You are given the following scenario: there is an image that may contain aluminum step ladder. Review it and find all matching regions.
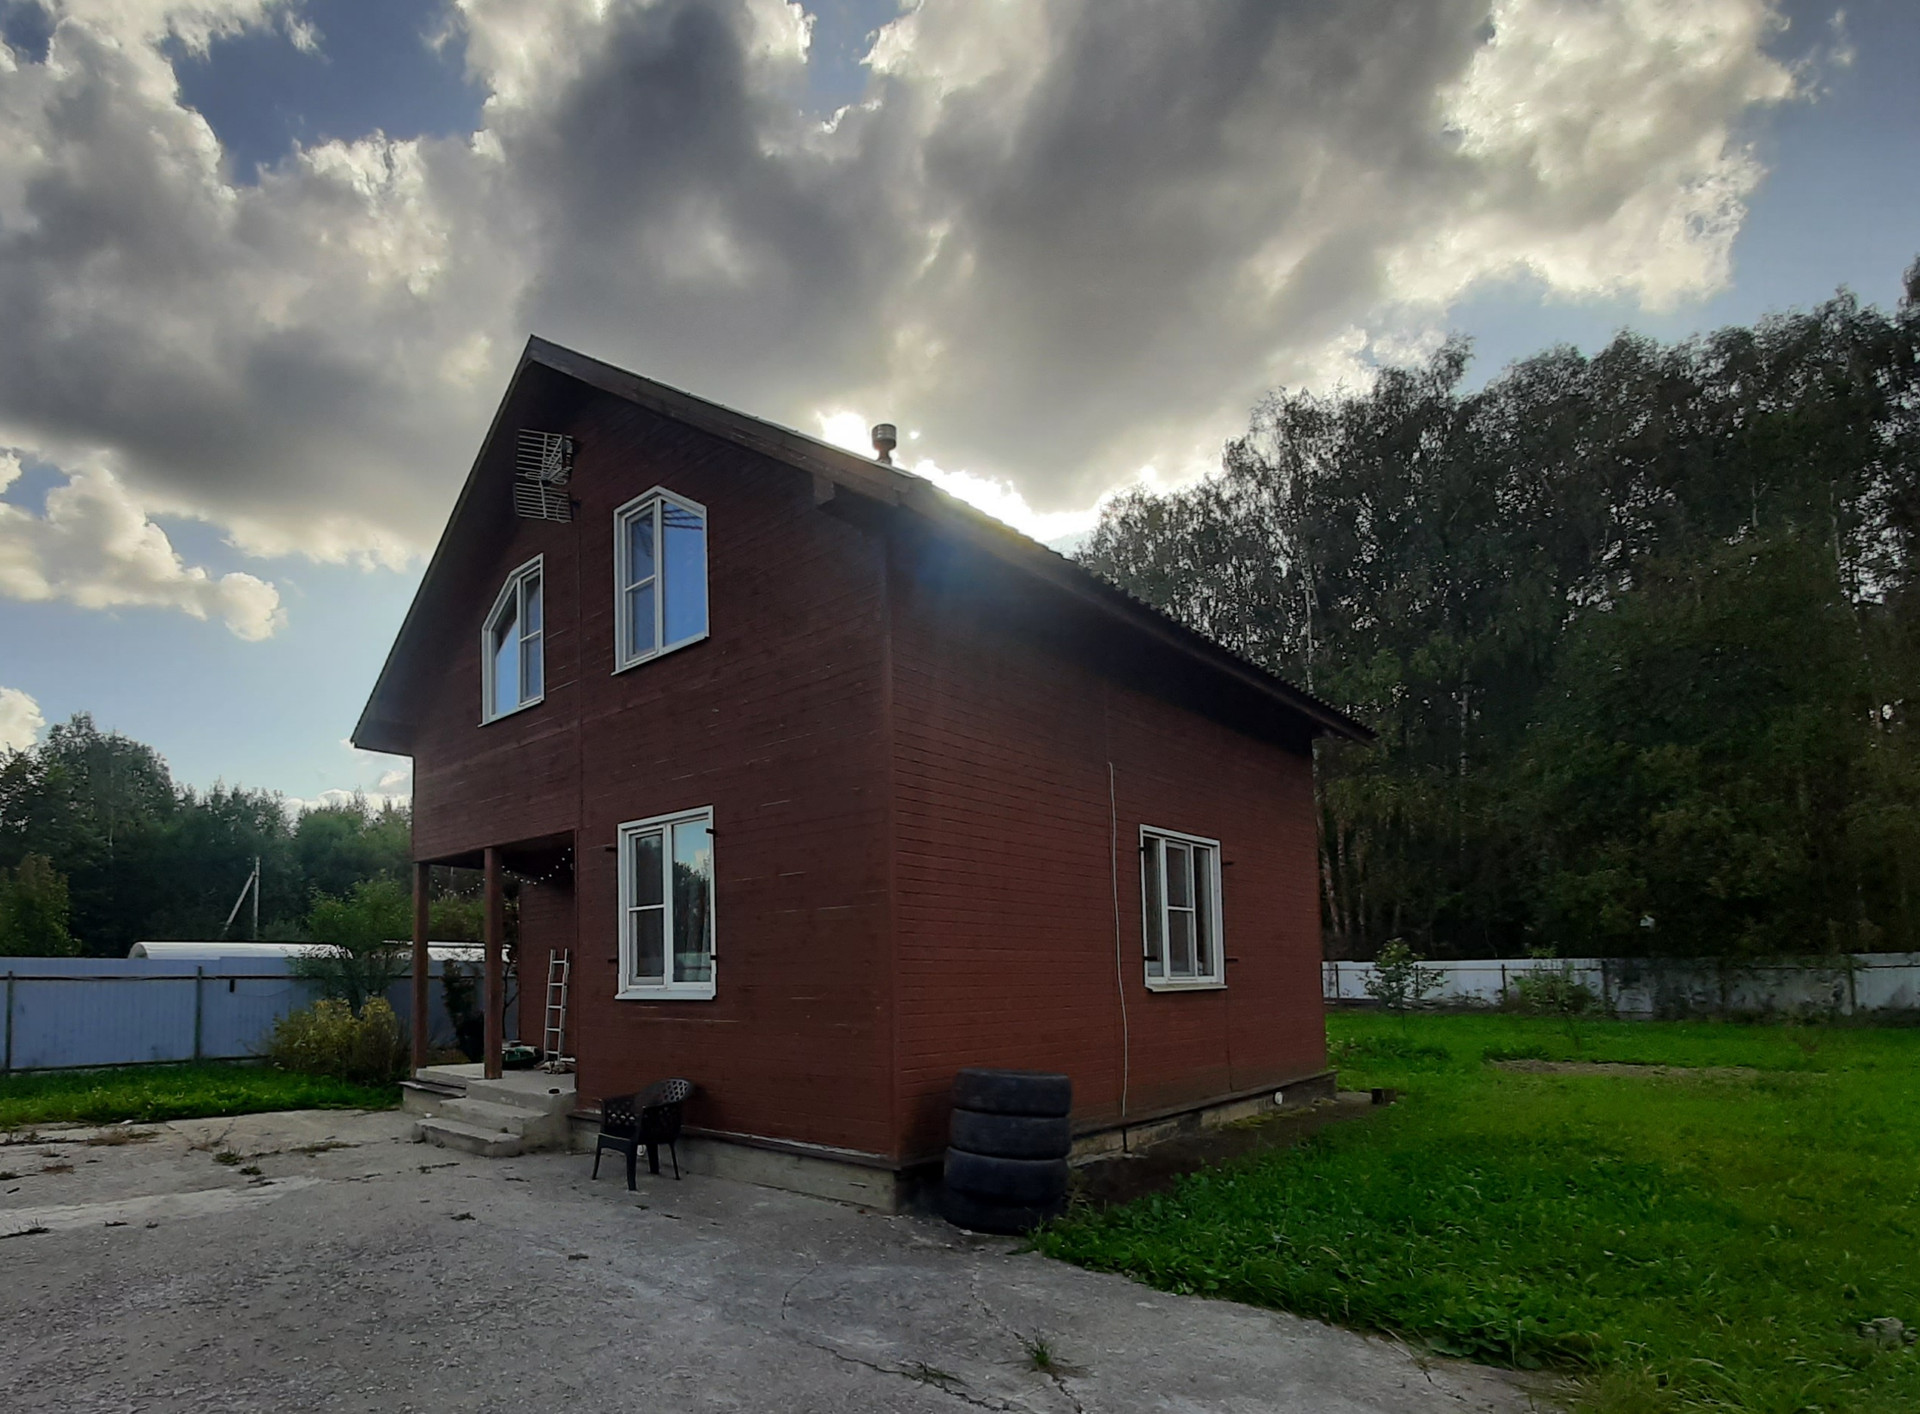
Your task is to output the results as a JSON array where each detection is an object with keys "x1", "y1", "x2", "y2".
[{"x1": 541, "y1": 950, "x2": 574, "y2": 1071}]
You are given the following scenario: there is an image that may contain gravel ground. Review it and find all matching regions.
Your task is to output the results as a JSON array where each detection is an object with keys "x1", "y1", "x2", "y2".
[{"x1": 0, "y1": 1109, "x2": 1548, "y2": 1413}]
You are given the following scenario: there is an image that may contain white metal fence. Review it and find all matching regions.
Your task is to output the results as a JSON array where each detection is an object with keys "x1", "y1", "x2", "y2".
[
  {"x1": 0, "y1": 956, "x2": 486, "y2": 1073},
  {"x1": 1323, "y1": 952, "x2": 1920, "y2": 1018}
]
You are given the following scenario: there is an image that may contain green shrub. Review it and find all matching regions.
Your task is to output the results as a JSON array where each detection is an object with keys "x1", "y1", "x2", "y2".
[
  {"x1": 264, "y1": 998, "x2": 406, "y2": 1086},
  {"x1": 293, "y1": 879, "x2": 409, "y2": 1013},
  {"x1": 1510, "y1": 951, "x2": 1600, "y2": 1042},
  {"x1": 440, "y1": 958, "x2": 483, "y2": 1060},
  {"x1": 1365, "y1": 940, "x2": 1445, "y2": 1015}
]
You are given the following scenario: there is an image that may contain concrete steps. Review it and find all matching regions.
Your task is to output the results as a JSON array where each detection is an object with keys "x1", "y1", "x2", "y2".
[
  {"x1": 414, "y1": 1116, "x2": 526, "y2": 1158},
  {"x1": 404, "y1": 1064, "x2": 576, "y2": 1159}
]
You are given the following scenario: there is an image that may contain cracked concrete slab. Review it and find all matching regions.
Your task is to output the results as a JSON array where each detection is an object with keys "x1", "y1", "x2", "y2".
[{"x1": 0, "y1": 1107, "x2": 1551, "y2": 1413}]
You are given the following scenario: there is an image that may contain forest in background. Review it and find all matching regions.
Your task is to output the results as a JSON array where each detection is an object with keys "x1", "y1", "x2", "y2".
[
  {"x1": 1083, "y1": 267, "x2": 1920, "y2": 961},
  {"x1": 8, "y1": 273, "x2": 1919, "y2": 965},
  {"x1": 0, "y1": 713, "x2": 478, "y2": 957}
]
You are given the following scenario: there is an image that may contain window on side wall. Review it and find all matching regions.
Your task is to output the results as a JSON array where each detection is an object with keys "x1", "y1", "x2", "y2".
[
  {"x1": 482, "y1": 556, "x2": 544, "y2": 723},
  {"x1": 617, "y1": 807, "x2": 716, "y2": 1000},
  {"x1": 1141, "y1": 826, "x2": 1224, "y2": 989},
  {"x1": 614, "y1": 489, "x2": 708, "y2": 672}
]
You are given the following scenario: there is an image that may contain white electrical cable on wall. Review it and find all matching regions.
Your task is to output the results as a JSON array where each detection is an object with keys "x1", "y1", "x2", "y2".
[{"x1": 1109, "y1": 760, "x2": 1130, "y2": 1125}]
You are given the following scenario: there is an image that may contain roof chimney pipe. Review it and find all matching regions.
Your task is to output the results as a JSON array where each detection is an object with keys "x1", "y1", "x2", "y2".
[{"x1": 871, "y1": 423, "x2": 897, "y2": 465}]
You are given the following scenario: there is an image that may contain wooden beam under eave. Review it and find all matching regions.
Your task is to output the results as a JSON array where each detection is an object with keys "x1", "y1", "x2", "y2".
[
  {"x1": 411, "y1": 861, "x2": 430, "y2": 1073},
  {"x1": 483, "y1": 846, "x2": 504, "y2": 1081}
]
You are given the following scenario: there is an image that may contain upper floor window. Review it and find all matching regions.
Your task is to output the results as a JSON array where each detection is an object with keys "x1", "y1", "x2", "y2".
[
  {"x1": 618, "y1": 806, "x2": 716, "y2": 1000},
  {"x1": 615, "y1": 489, "x2": 708, "y2": 671},
  {"x1": 1142, "y1": 826, "x2": 1224, "y2": 989},
  {"x1": 483, "y1": 556, "x2": 543, "y2": 722}
]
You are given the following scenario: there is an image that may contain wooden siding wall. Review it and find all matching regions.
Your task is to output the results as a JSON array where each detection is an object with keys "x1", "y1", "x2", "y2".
[
  {"x1": 409, "y1": 387, "x2": 898, "y2": 1157},
  {"x1": 887, "y1": 543, "x2": 1327, "y2": 1160},
  {"x1": 515, "y1": 877, "x2": 575, "y2": 1052}
]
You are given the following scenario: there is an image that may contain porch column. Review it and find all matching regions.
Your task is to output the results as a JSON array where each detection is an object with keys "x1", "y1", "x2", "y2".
[
  {"x1": 410, "y1": 860, "x2": 430, "y2": 1073},
  {"x1": 483, "y1": 845, "x2": 504, "y2": 1080}
]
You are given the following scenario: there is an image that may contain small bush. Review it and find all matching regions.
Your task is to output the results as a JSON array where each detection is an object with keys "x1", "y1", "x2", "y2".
[
  {"x1": 1510, "y1": 954, "x2": 1598, "y2": 1022},
  {"x1": 264, "y1": 999, "x2": 407, "y2": 1086},
  {"x1": 441, "y1": 959, "x2": 483, "y2": 1061},
  {"x1": 1365, "y1": 940, "x2": 1445, "y2": 1015}
]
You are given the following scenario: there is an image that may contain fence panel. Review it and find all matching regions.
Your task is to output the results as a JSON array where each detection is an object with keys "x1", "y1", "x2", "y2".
[
  {"x1": 2, "y1": 957, "x2": 499, "y2": 1073},
  {"x1": 9, "y1": 971, "x2": 200, "y2": 1069},
  {"x1": 1325, "y1": 952, "x2": 1920, "y2": 1018},
  {"x1": 197, "y1": 974, "x2": 323, "y2": 1060}
]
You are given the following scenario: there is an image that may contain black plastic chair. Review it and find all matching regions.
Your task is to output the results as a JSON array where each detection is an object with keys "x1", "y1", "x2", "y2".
[{"x1": 592, "y1": 1078, "x2": 695, "y2": 1189}]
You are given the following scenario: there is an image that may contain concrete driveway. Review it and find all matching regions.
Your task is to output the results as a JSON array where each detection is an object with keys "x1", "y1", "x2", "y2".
[{"x1": 0, "y1": 1109, "x2": 1545, "y2": 1413}]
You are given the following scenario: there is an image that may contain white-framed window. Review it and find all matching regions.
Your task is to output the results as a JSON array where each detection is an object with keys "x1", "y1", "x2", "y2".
[
  {"x1": 482, "y1": 556, "x2": 544, "y2": 722},
  {"x1": 617, "y1": 806, "x2": 716, "y2": 1000},
  {"x1": 1141, "y1": 826, "x2": 1224, "y2": 989},
  {"x1": 614, "y1": 488, "x2": 708, "y2": 672}
]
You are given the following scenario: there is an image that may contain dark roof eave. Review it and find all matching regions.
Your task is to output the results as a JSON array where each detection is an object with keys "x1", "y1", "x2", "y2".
[{"x1": 350, "y1": 343, "x2": 548, "y2": 756}]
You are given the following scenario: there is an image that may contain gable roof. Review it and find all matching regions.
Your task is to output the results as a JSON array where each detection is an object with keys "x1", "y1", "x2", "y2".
[{"x1": 351, "y1": 336, "x2": 1371, "y2": 754}]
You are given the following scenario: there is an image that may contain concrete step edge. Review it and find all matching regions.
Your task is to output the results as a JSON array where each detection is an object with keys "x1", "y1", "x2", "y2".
[
  {"x1": 400, "y1": 1078, "x2": 465, "y2": 1098},
  {"x1": 413, "y1": 1117, "x2": 523, "y2": 1158},
  {"x1": 462, "y1": 1081, "x2": 577, "y2": 1115},
  {"x1": 444, "y1": 1097, "x2": 539, "y2": 1132}
]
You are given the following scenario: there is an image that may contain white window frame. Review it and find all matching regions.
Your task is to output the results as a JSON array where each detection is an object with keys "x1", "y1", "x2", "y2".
[
  {"x1": 613, "y1": 487, "x2": 709, "y2": 673},
  {"x1": 480, "y1": 555, "x2": 544, "y2": 724},
  {"x1": 616, "y1": 806, "x2": 717, "y2": 1001},
  {"x1": 1140, "y1": 825, "x2": 1226, "y2": 991}
]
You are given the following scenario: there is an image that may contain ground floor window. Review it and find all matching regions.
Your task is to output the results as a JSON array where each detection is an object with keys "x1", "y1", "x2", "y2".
[
  {"x1": 617, "y1": 807, "x2": 715, "y2": 999},
  {"x1": 1142, "y1": 825, "x2": 1224, "y2": 988}
]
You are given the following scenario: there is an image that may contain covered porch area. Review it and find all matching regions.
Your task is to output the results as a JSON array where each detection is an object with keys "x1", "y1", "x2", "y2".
[{"x1": 406, "y1": 831, "x2": 576, "y2": 1082}]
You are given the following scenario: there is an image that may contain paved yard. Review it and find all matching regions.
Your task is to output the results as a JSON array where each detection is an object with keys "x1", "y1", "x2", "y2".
[{"x1": 0, "y1": 1110, "x2": 1543, "y2": 1413}]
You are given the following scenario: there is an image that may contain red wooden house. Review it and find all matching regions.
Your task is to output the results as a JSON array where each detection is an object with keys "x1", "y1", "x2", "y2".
[{"x1": 354, "y1": 337, "x2": 1368, "y2": 1207}]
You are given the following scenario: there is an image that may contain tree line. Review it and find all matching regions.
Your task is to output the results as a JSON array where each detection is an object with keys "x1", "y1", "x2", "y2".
[
  {"x1": 0, "y1": 713, "x2": 477, "y2": 957},
  {"x1": 1082, "y1": 266, "x2": 1920, "y2": 961}
]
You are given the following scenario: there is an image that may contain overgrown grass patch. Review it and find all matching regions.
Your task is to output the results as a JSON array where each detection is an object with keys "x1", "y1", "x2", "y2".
[
  {"x1": 0, "y1": 1062, "x2": 398, "y2": 1131},
  {"x1": 1037, "y1": 1013, "x2": 1920, "y2": 1413}
]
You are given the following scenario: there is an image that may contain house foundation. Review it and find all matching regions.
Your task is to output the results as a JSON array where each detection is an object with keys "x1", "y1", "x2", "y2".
[{"x1": 561, "y1": 1068, "x2": 1339, "y2": 1214}]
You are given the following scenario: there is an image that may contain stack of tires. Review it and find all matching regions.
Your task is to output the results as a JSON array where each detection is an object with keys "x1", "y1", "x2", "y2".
[{"x1": 941, "y1": 1067, "x2": 1073, "y2": 1234}]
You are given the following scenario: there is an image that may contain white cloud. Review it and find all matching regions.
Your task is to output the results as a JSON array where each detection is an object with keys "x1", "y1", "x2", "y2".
[
  {"x1": 1401, "y1": 0, "x2": 1796, "y2": 308},
  {"x1": 282, "y1": 786, "x2": 409, "y2": 817},
  {"x1": 0, "y1": 686, "x2": 44, "y2": 753},
  {"x1": 0, "y1": 458, "x2": 283, "y2": 638},
  {"x1": 0, "y1": 0, "x2": 1806, "y2": 576},
  {"x1": 281, "y1": 747, "x2": 412, "y2": 817}
]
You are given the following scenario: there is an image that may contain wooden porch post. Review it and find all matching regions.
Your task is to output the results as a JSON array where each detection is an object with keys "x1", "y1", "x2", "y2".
[
  {"x1": 410, "y1": 860, "x2": 431, "y2": 1073},
  {"x1": 483, "y1": 846, "x2": 504, "y2": 1080}
]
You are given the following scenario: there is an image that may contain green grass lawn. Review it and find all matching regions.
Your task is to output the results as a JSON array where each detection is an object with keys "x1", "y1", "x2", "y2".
[
  {"x1": 1037, "y1": 1012, "x2": 1920, "y2": 1414},
  {"x1": 0, "y1": 1062, "x2": 399, "y2": 1131}
]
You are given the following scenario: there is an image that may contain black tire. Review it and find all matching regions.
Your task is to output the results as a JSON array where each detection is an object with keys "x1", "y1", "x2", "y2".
[
  {"x1": 944, "y1": 1148, "x2": 1070, "y2": 1205},
  {"x1": 949, "y1": 1108, "x2": 1072, "y2": 1160},
  {"x1": 941, "y1": 1185, "x2": 1064, "y2": 1236},
  {"x1": 950, "y1": 1068, "x2": 1072, "y2": 1117}
]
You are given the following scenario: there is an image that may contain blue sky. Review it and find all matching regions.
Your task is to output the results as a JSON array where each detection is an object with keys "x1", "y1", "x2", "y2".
[{"x1": 0, "y1": 0, "x2": 1915, "y2": 807}]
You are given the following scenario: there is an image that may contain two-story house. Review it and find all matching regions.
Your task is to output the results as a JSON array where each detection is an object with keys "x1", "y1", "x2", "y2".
[{"x1": 353, "y1": 336, "x2": 1368, "y2": 1207}]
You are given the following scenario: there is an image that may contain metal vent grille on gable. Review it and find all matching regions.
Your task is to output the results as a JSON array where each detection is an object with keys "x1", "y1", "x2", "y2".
[{"x1": 514, "y1": 430, "x2": 574, "y2": 521}]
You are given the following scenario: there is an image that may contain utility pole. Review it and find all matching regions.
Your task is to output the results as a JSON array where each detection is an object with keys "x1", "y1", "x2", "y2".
[{"x1": 222, "y1": 858, "x2": 261, "y2": 940}]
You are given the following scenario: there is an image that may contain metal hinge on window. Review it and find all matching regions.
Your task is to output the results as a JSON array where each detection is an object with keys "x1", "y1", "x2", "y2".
[{"x1": 514, "y1": 430, "x2": 574, "y2": 521}]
